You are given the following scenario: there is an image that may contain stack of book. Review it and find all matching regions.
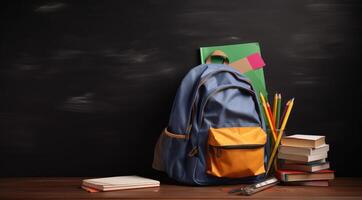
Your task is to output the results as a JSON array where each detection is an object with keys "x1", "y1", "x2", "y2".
[
  {"x1": 81, "y1": 176, "x2": 160, "y2": 192},
  {"x1": 276, "y1": 134, "x2": 334, "y2": 186}
]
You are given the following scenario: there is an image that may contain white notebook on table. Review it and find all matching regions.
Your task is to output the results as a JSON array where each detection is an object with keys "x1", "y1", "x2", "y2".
[{"x1": 82, "y1": 176, "x2": 160, "y2": 191}]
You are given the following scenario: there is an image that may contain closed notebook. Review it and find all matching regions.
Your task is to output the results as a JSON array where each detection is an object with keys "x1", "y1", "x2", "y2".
[
  {"x1": 281, "y1": 162, "x2": 330, "y2": 172},
  {"x1": 278, "y1": 144, "x2": 329, "y2": 156},
  {"x1": 82, "y1": 176, "x2": 160, "y2": 191},
  {"x1": 278, "y1": 152, "x2": 328, "y2": 162},
  {"x1": 276, "y1": 169, "x2": 334, "y2": 182},
  {"x1": 281, "y1": 135, "x2": 325, "y2": 148}
]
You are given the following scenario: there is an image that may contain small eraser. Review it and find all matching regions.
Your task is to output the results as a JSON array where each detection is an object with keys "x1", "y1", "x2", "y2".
[{"x1": 247, "y1": 53, "x2": 265, "y2": 69}]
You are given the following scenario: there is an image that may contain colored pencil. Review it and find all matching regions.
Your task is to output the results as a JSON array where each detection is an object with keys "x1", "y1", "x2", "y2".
[
  {"x1": 272, "y1": 97, "x2": 280, "y2": 171},
  {"x1": 280, "y1": 99, "x2": 291, "y2": 129},
  {"x1": 279, "y1": 98, "x2": 294, "y2": 134},
  {"x1": 266, "y1": 102, "x2": 276, "y2": 128},
  {"x1": 259, "y1": 92, "x2": 267, "y2": 105},
  {"x1": 263, "y1": 102, "x2": 277, "y2": 142},
  {"x1": 260, "y1": 93, "x2": 277, "y2": 142},
  {"x1": 266, "y1": 98, "x2": 295, "y2": 175},
  {"x1": 273, "y1": 93, "x2": 282, "y2": 171},
  {"x1": 273, "y1": 94, "x2": 281, "y2": 171},
  {"x1": 272, "y1": 93, "x2": 278, "y2": 124},
  {"x1": 276, "y1": 94, "x2": 282, "y2": 130}
]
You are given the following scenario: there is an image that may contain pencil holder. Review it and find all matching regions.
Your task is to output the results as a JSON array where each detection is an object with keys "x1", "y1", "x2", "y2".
[
  {"x1": 266, "y1": 128, "x2": 282, "y2": 147},
  {"x1": 266, "y1": 128, "x2": 284, "y2": 174}
]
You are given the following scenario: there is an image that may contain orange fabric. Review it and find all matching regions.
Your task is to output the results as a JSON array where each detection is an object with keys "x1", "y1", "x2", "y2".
[
  {"x1": 228, "y1": 58, "x2": 251, "y2": 74},
  {"x1": 207, "y1": 127, "x2": 266, "y2": 178},
  {"x1": 205, "y1": 50, "x2": 230, "y2": 65},
  {"x1": 208, "y1": 127, "x2": 266, "y2": 146}
]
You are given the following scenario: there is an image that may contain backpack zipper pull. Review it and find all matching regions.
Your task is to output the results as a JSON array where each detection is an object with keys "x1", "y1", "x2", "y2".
[{"x1": 188, "y1": 146, "x2": 198, "y2": 157}]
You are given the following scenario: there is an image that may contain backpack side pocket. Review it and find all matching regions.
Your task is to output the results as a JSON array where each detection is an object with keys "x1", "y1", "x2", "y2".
[{"x1": 153, "y1": 128, "x2": 190, "y2": 178}]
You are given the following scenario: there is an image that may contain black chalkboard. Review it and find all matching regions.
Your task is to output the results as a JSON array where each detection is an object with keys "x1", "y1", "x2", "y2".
[{"x1": 1, "y1": 0, "x2": 361, "y2": 177}]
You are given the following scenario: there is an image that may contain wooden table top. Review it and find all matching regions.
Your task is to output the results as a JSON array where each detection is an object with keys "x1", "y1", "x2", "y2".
[{"x1": 1, "y1": 177, "x2": 362, "y2": 199}]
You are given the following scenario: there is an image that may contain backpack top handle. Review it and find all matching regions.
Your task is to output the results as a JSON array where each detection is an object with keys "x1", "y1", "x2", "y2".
[{"x1": 205, "y1": 50, "x2": 230, "y2": 65}]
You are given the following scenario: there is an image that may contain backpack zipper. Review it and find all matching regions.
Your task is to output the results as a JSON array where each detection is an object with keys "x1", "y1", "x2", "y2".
[
  {"x1": 209, "y1": 144, "x2": 265, "y2": 157},
  {"x1": 210, "y1": 144, "x2": 265, "y2": 149}
]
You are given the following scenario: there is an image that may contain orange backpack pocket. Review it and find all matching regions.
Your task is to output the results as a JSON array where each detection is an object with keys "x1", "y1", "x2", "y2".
[{"x1": 207, "y1": 127, "x2": 267, "y2": 178}]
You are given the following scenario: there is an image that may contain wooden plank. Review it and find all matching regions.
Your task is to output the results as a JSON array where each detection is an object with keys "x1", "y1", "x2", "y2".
[{"x1": 1, "y1": 178, "x2": 362, "y2": 199}]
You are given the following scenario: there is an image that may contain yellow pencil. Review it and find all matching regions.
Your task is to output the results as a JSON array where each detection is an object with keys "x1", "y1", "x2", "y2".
[
  {"x1": 272, "y1": 93, "x2": 278, "y2": 124},
  {"x1": 259, "y1": 92, "x2": 267, "y2": 105},
  {"x1": 266, "y1": 98, "x2": 294, "y2": 175},
  {"x1": 276, "y1": 93, "x2": 282, "y2": 130},
  {"x1": 280, "y1": 98, "x2": 294, "y2": 134},
  {"x1": 260, "y1": 93, "x2": 277, "y2": 142}
]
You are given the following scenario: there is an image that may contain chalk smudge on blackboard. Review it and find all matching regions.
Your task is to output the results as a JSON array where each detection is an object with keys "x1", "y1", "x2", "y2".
[
  {"x1": 51, "y1": 50, "x2": 84, "y2": 60},
  {"x1": 104, "y1": 48, "x2": 160, "y2": 64},
  {"x1": 35, "y1": 2, "x2": 67, "y2": 13},
  {"x1": 124, "y1": 65, "x2": 175, "y2": 80},
  {"x1": 61, "y1": 93, "x2": 120, "y2": 113},
  {"x1": 291, "y1": 71, "x2": 325, "y2": 86},
  {"x1": 61, "y1": 93, "x2": 95, "y2": 113}
]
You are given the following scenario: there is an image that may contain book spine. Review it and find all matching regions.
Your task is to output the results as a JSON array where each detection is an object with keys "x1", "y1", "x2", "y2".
[{"x1": 275, "y1": 171, "x2": 286, "y2": 182}]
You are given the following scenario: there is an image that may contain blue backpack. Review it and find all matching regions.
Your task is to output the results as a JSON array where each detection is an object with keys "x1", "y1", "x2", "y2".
[{"x1": 153, "y1": 64, "x2": 270, "y2": 185}]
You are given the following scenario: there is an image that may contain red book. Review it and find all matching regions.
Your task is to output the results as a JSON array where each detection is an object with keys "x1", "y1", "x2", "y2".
[{"x1": 275, "y1": 169, "x2": 334, "y2": 182}]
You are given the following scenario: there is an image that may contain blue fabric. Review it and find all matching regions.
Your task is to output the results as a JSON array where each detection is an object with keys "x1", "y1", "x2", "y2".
[{"x1": 154, "y1": 64, "x2": 269, "y2": 185}]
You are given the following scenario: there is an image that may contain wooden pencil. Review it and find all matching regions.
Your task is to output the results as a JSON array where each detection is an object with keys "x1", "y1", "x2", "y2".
[
  {"x1": 272, "y1": 93, "x2": 278, "y2": 124},
  {"x1": 267, "y1": 102, "x2": 276, "y2": 129},
  {"x1": 260, "y1": 93, "x2": 277, "y2": 142},
  {"x1": 276, "y1": 94, "x2": 282, "y2": 130},
  {"x1": 280, "y1": 99, "x2": 291, "y2": 129}
]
